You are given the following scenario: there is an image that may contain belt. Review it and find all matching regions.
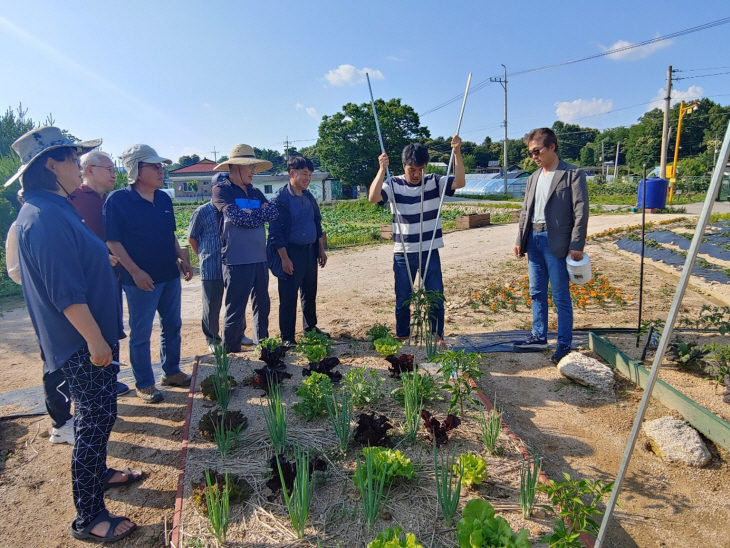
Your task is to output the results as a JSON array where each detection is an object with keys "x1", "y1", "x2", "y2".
[{"x1": 532, "y1": 222, "x2": 546, "y2": 233}]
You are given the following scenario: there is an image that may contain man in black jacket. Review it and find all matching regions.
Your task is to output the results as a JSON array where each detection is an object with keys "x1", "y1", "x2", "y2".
[{"x1": 268, "y1": 156, "x2": 328, "y2": 347}]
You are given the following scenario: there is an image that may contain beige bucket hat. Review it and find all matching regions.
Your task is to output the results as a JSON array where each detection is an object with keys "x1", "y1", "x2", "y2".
[
  {"x1": 121, "y1": 144, "x2": 171, "y2": 184},
  {"x1": 4, "y1": 126, "x2": 102, "y2": 187},
  {"x1": 215, "y1": 144, "x2": 273, "y2": 172}
]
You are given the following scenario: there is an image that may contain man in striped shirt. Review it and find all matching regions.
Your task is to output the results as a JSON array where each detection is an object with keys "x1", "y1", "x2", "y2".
[{"x1": 368, "y1": 137, "x2": 465, "y2": 340}]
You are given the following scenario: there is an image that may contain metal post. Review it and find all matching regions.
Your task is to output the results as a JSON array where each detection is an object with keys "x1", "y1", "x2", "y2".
[
  {"x1": 366, "y1": 73, "x2": 415, "y2": 293},
  {"x1": 595, "y1": 118, "x2": 730, "y2": 547},
  {"x1": 614, "y1": 142, "x2": 621, "y2": 179},
  {"x1": 502, "y1": 64, "x2": 508, "y2": 196},
  {"x1": 636, "y1": 164, "x2": 647, "y2": 347},
  {"x1": 422, "y1": 73, "x2": 472, "y2": 286},
  {"x1": 659, "y1": 65, "x2": 673, "y2": 179}
]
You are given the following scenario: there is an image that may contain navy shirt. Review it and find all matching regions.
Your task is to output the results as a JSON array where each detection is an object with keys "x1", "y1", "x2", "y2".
[
  {"x1": 286, "y1": 184, "x2": 318, "y2": 245},
  {"x1": 16, "y1": 190, "x2": 124, "y2": 374},
  {"x1": 104, "y1": 185, "x2": 180, "y2": 286}
]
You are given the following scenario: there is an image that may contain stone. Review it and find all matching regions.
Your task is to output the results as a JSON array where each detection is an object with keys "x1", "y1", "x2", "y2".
[
  {"x1": 556, "y1": 353, "x2": 615, "y2": 392},
  {"x1": 643, "y1": 416, "x2": 711, "y2": 467}
]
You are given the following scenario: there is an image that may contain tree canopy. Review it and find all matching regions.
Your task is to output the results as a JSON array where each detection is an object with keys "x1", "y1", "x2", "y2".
[{"x1": 317, "y1": 98, "x2": 429, "y2": 188}]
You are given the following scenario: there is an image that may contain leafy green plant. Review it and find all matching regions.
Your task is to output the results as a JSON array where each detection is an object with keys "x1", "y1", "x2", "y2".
[
  {"x1": 456, "y1": 498, "x2": 531, "y2": 548},
  {"x1": 541, "y1": 519, "x2": 582, "y2": 548},
  {"x1": 391, "y1": 371, "x2": 441, "y2": 405},
  {"x1": 667, "y1": 337, "x2": 709, "y2": 368},
  {"x1": 435, "y1": 350, "x2": 483, "y2": 416},
  {"x1": 262, "y1": 379, "x2": 287, "y2": 454},
  {"x1": 434, "y1": 445, "x2": 462, "y2": 525},
  {"x1": 401, "y1": 369, "x2": 423, "y2": 442},
  {"x1": 366, "y1": 323, "x2": 392, "y2": 347},
  {"x1": 204, "y1": 469, "x2": 230, "y2": 545},
  {"x1": 353, "y1": 447, "x2": 414, "y2": 491},
  {"x1": 696, "y1": 305, "x2": 730, "y2": 334},
  {"x1": 258, "y1": 335, "x2": 283, "y2": 352},
  {"x1": 406, "y1": 288, "x2": 444, "y2": 360},
  {"x1": 520, "y1": 452, "x2": 542, "y2": 519},
  {"x1": 293, "y1": 372, "x2": 333, "y2": 421},
  {"x1": 479, "y1": 407, "x2": 503, "y2": 455},
  {"x1": 325, "y1": 388, "x2": 353, "y2": 451},
  {"x1": 538, "y1": 472, "x2": 614, "y2": 537},
  {"x1": 367, "y1": 526, "x2": 424, "y2": 548},
  {"x1": 374, "y1": 334, "x2": 402, "y2": 357},
  {"x1": 342, "y1": 367, "x2": 383, "y2": 407},
  {"x1": 354, "y1": 444, "x2": 389, "y2": 531},
  {"x1": 212, "y1": 417, "x2": 244, "y2": 457},
  {"x1": 276, "y1": 445, "x2": 313, "y2": 539},
  {"x1": 703, "y1": 343, "x2": 730, "y2": 386},
  {"x1": 298, "y1": 328, "x2": 333, "y2": 354},
  {"x1": 456, "y1": 453, "x2": 488, "y2": 488}
]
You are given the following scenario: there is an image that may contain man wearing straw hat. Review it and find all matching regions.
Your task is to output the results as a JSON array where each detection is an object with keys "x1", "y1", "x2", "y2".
[
  {"x1": 368, "y1": 137, "x2": 465, "y2": 341},
  {"x1": 105, "y1": 144, "x2": 194, "y2": 404},
  {"x1": 513, "y1": 127, "x2": 589, "y2": 364},
  {"x1": 212, "y1": 144, "x2": 278, "y2": 352}
]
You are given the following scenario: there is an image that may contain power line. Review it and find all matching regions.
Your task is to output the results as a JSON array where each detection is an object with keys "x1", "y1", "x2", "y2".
[
  {"x1": 419, "y1": 16, "x2": 730, "y2": 118},
  {"x1": 674, "y1": 65, "x2": 730, "y2": 72},
  {"x1": 674, "y1": 70, "x2": 730, "y2": 80}
]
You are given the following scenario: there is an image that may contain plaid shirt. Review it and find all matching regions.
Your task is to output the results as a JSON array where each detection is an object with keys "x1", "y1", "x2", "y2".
[{"x1": 187, "y1": 202, "x2": 222, "y2": 280}]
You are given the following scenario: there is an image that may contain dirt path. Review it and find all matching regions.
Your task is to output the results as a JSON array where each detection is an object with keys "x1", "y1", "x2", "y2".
[{"x1": 1, "y1": 211, "x2": 728, "y2": 547}]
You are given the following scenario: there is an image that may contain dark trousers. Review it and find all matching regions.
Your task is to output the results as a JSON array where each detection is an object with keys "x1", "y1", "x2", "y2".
[
  {"x1": 222, "y1": 262, "x2": 269, "y2": 352},
  {"x1": 43, "y1": 367, "x2": 72, "y2": 428},
  {"x1": 278, "y1": 243, "x2": 319, "y2": 343},
  {"x1": 62, "y1": 344, "x2": 120, "y2": 529},
  {"x1": 202, "y1": 279, "x2": 224, "y2": 345},
  {"x1": 393, "y1": 250, "x2": 445, "y2": 338}
]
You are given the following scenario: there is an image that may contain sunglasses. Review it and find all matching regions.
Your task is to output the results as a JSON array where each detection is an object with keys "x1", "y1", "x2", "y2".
[
  {"x1": 528, "y1": 146, "x2": 546, "y2": 157},
  {"x1": 140, "y1": 162, "x2": 163, "y2": 171}
]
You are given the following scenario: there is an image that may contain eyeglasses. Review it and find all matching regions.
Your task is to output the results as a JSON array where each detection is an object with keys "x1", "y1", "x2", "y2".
[
  {"x1": 140, "y1": 162, "x2": 163, "y2": 171},
  {"x1": 528, "y1": 146, "x2": 546, "y2": 157},
  {"x1": 89, "y1": 165, "x2": 116, "y2": 175}
]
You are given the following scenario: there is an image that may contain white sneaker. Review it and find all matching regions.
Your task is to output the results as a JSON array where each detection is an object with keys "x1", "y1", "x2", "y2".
[
  {"x1": 49, "y1": 418, "x2": 74, "y2": 445},
  {"x1": 241, "y1": 335, "x2": 254, "y2": 346}
]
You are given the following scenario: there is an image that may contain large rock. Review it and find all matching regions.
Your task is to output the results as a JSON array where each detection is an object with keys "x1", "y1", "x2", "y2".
[
  {"x1": 643, "y1": 416, "x2": 711, "y2": 467},
  {"x1": 557, "y1": 353, "x2": 614, "y2": 392}
]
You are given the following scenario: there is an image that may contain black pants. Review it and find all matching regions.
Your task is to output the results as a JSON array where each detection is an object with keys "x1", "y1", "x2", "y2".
[
  {"x1": 278, "y1": 243, "x2": 319, "y2": 343},
  {"x1": 222, "y1": 262, "x2": 269, "y2": 352},
  {"x1": 201, "y1": 279, "x2": 224, "y2": 345},
  {"x1": 44, "y1": 366, "x2": 72, "y2": 428}
]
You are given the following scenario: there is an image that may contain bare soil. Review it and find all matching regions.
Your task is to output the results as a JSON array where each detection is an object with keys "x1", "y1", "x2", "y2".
[{"x1": 1, "y1": 211, "x2": 729, "y2": 547}]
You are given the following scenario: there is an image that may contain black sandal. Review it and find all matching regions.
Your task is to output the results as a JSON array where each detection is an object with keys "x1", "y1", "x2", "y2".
[
  {"x1": 70, "y1": 509, "x2": 137, "y2": 542},
  {"x1": 102, "y1": 467, "x2": 144, "y2": 491}
]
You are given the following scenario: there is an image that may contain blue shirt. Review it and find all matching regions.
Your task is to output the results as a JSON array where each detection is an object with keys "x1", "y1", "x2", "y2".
[
  {"x1": 104, "y1": 185, "x2": 180, "y2": 286},
  {"x1": 286, "y1": 184, "x2": 317, "y2": 245},
  {"x1": 187, "y1": 202, "x2": 222, "y2": 280},
  {"x1": 16, "y1": 190, "x2": 124, "y2": 374}
]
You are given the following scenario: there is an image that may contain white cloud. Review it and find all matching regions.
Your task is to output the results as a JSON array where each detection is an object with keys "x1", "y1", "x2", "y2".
[
  {"x1": 554, "y1": 98, "x2": 614, "y2": 122},
  {"x1": 387, "y1": 55, "x2": 404, "y2": 62},
  {"x1": 647, "y1": 85, "x2": 704, "y2": 111},
  {"x1": 296, "y1": 103, "x2": 318, "y2": 118},
  {"x1": 323, "y1": 64, "x2": 384, "y2": 86},
  {"x1": 599, "y1": 34, "x2": 673, "y2": 61}
]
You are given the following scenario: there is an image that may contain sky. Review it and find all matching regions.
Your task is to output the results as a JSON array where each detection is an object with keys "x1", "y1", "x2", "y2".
[{"x1": 1, "y1": 1, "x2": 729, "y2": 165}]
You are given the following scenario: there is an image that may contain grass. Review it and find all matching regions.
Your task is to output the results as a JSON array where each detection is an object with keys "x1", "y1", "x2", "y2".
[{"x1": 262, "y1": 380, "x2": 287, "y2": 454}]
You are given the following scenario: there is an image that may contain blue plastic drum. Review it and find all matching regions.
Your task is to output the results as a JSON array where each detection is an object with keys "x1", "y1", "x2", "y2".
[{"x1": 637, "y1": 177, "x2": 668, "y2": 209}]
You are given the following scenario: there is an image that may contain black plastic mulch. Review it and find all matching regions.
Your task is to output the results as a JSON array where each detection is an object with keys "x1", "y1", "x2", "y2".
[{"x1": 446, "y1": 329, "x2": 590, "y2": 354}]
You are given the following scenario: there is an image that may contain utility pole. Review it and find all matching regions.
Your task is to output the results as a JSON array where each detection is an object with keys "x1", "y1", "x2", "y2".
[
  {"x1": 210, "y1": 146, "x2": 219, "y2": 162},
  {"x1": 614, "y1": 142, "x2": 621, "y2": 179},
  {"x1": 284, "y1": 136, "x2": 290, "y2": 163},
  {"x1": 491, "y1": 64, "x2": 508, "y2": 195},
  {"x1": 659, "y1": 65, "x2": 673, "y2": 179},
  {"x1": 601, "y1": 140, "x2": 605, "y2": 179}
]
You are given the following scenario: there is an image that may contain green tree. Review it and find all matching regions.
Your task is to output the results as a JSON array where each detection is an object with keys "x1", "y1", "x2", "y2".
[
  {"x1": 114, "y1": 171, "x2": 128, "y2": 190},
  {"x1": 317, "y1": 98, "x2": 429, "y2": 188},
  {"x1": 579, "y1": 146, "x2": 595, "y2": 166},
  {"x1": 254, "y1": 148, "x2": 286, "y2": 173},
  {"x1": 0, "y1": 104, "x2": 35, "y2": 157},
  {"x1": 298, "y1": 144, "x2": 322, "y2": 170},
  {"x1": 217, "y1": 155, "x2": 229, "y2": 163},
  {"x1": 169, "y1": 154, "x2": 200, "y2": 170},
  {"x1": 551, "y1": 121, "x2": 599, "y2": 162}
]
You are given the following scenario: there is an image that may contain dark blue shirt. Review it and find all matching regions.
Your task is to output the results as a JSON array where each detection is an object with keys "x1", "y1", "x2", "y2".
[
  {"x1": 286, "y1": 184, "x2": 317, "y2": 245},
  {"x1": 104, "y1": 185, "x2": 180, "y2": 285},
  {"x1": 16, "y1": 190, "x2": 124, "y2": 374}
]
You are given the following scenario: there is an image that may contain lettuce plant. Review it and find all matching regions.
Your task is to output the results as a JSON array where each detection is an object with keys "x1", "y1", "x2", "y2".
[
  {"x1": 455, "y1": 453, "x2": 488, "y2": 488},
  {"x1": 353, "y1": 447, "x2": 413, "y2": 491},
  {"x1": 354, "y1": 412, "x2": 393, "y2": 447},
  {"x1": 456, "y1": 499, "x2": 531, "y2": 548},
  {"x1": 366, "y1": 323, "x2": 392, "y2": 347},
  {"x1": 367, "y1": 526, "x2": 424, "y2": 548},
  {"x1": 374, "y1": 334, "x2": 402, "y2": 357}
]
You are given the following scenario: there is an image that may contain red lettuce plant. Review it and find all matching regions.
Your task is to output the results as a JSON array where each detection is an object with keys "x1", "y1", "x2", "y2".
[
  {"x1": 421, "y1": 410, "x2": 461, "y2": 446},
  {"x1": 354, "y1": 412, "x2": 393, "y2": 447},
  {"x1": 386, "y1": 354, "x2": 414, "y2": 378}
]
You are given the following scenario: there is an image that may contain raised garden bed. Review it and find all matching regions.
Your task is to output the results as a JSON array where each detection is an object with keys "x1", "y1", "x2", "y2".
[{"x1": 456, "y1": 213, "x2": 491, "y2": 229}]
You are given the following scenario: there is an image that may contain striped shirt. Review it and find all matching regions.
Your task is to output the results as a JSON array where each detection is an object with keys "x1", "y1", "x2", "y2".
[
  {"x1": 188, "y1": 202, "x2": 223, "y2": 280},
  {"x1": 380, "y1": 174, "x2": 455, "y2": 254}
]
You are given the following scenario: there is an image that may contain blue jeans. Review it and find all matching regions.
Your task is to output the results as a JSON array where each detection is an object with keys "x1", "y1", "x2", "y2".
[
  {"x1": 527, "y1": 231, "x2": 573, "y2": 347},
  {"x1": 123, "y1": 277, "x2": 182, "y2": 389},
  {"x1": 393, "y1": 250, "x2": 445, "y2": 338}
]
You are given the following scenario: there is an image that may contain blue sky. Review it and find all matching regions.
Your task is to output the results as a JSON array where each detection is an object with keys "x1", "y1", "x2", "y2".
[{"x1": 1, "y1": 1, "x2": 729, "y2": 164}]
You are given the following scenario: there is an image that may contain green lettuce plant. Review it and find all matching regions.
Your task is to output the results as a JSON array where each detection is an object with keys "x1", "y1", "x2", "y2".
[
  {"x1": 456, "y1": 499, "x2": 531, "y2": 548},
  {"x1": 455, "y1": 453, "x2": 488, "y2": 488},
  {"x1": 293, "y1": 372, "x2": 333, "y2": 421},
  {"x1": 374, "y1": 334, "x2": 402, "y2": 357},
  {"x1": 353, "y1": 447, "x2": 414, "y2": 491},
  {"x1": 367, "y1": 526, "x2": 424, "y2": 548},
  {"x1": 366, "y1": 323, "x2": 392, "y2": 347}
]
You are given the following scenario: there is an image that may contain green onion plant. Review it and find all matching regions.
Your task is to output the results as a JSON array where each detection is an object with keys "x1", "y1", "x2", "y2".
[
  {"x1": 434, "y1": 445, "x2": 462, "y2": 525},
  {"x1": 401, "y1": 371, "x2": 423, "y2": 442},
  {"x1": 479, "y1": 406, "x2": 503, "y2": 455},
  {"x1": 520, "y1": 450, "x2": 543, "y2": 519},
  {"x1": 325, "y1": 389, "x2": 353, "y2": 452},
  {"x1": 263, "y1": 379, "x2": 287, "y2": 454},
  {"x1": 212, "y1": 418, "x2": 243, "y2": 458},
  {"x1": 277, "y1": 445, "x2": 313, "y2": 538},
  {"x1": 355, "y1": 445, "x2": 389, "y2": 531},
  {"x1": 204, "y1": 469, "x2": 230, "y2": 545}
]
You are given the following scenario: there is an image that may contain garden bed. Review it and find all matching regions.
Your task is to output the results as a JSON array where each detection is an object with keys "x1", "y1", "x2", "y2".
[{"x1": 176, "y1": 340, "x2": 558, "y2": 547}]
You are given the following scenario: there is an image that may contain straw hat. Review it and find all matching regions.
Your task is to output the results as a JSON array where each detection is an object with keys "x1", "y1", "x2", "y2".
[
  {"x1": 215, "y1": 144, "x2": 273, "y2": 172},
  {"x1": 4, "y1": 126, "x2": 102, "y2": 187}
]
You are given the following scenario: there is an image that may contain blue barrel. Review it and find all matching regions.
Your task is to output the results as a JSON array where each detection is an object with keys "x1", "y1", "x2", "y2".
[{"x1": 637, "y1": 177, "x2": 668, "y2": 209}]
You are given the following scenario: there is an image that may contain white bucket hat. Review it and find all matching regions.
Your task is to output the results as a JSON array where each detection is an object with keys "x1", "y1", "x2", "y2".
[
  {"x1": 4, "y1": 126, "x2": 102, "y2": 187},
  {"x1": 121, "y1": 144, "x2": 171, "y2": 184},
  {"x1": 214, "y1": 144, "x2": 273, "y2": 172}
]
